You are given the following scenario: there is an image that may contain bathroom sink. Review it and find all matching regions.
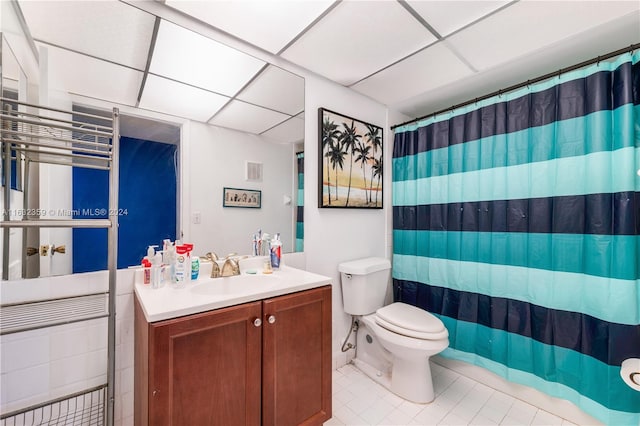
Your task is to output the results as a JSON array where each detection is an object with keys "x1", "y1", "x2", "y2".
[{"x1": 191, "y1": 273, "x2": 279, "y2": 296}]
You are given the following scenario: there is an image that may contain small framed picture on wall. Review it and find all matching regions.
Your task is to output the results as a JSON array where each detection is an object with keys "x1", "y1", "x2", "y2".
[{"x1": 223, "y1": 187, "x2": 261, "y2": 208}]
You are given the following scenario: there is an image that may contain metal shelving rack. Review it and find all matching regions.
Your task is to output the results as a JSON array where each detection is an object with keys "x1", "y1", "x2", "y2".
[{"x1": 0, "y1": 97, "x2": 119, "y2": 426}]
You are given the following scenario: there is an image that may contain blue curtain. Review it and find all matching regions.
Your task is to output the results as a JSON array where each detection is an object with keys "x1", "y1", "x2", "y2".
[
  {"x1": 392, "y1": 51, "x2": 640, "y2": 424},
  {"x1": 295, "y1": 151, "x2": 304, "y2": 252}
]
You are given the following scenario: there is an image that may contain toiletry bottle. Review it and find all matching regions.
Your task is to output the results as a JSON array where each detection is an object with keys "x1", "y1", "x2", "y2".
[
  {"x1": 270, "y1": 233, "x2": 282, "y2": 269},
  {"x1": 141, "y1": 258, "x2": 152, "y2": 284},
  {"x1": 184, "y1": 244, "x2": 193, "y2": 282},
  {"x1": 191, "y1": 255, "x2": 200, "y2": 280},
  {"x1": 175, "y1": 245, "x2": 188, "y2": 287},
  {"x1": 152, "y1": 252, "x2": 162, "y2": 289}
]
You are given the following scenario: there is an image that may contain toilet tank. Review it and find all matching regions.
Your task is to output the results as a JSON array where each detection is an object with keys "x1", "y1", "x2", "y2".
[{"x1": 339, "y1": 257, "x2": 391, "y2": 315}]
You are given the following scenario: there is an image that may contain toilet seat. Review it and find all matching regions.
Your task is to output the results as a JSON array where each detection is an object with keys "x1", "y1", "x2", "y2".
[{"x1": 375, "y1": 303, "x2": 449, "y2": 340}]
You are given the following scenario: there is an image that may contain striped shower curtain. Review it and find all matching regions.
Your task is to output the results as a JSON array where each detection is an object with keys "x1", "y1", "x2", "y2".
[
  {"x1": 295, "y1": 151, "x2": 304, "y2": 252},
  {"x1": 392, "y1": 52, "x2": 640, "y2": 424}
]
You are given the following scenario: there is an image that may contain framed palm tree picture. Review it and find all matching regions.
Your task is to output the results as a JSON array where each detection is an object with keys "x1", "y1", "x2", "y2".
[{"x1": 318, "y1": 108, "x2": 383, "y2": 208}]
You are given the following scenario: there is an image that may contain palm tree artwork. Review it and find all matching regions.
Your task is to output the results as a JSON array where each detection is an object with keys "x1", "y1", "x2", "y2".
[
  {"x1": 321, "y1": 116, "x2": 341, "y2": 205},
  {"x1": 319, "y1": 108, "x2": 383, "y2": 208}
]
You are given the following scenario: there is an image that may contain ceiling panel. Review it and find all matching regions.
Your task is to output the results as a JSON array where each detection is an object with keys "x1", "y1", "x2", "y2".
[
  {"x1": 165, "y1": 0, "x2": 334, "y2": 54},
  {"x1": 281, "y1": 1, "x2": 437, "y2": 86},
  {"x1": 19, "y1": 0, "x2": 155, "y2": 70},
  {"x1": 407, "y1": 0, "x2": 509, "y2": 37},
  {"x1": 447, "y1": 0, "x2": 640, "y2": 71},
  {"x1": 352, "y1": 43, "x2": 474, "y2": 106},
  {"x1": 236, "y1": 65, "x2": 304, "y2": 115},
  {"x1": 150, "y1": 20, "x2": 266, "y2": 96},
  {"x1": 261, "y1": 115, "x2": 305, "y2": 144},
  {"x1": 139, "y1": 75, "x2": 229, "y2": 122},
  {"x1": 209, "y1": 100, "x2": 290, "y2": 135},
  {"x1": 41, "y1": 44, "x2": 143, "y2": 106}
]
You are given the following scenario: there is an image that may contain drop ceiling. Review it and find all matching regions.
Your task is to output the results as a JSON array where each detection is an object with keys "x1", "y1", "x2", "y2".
[{"x1": 12, "y1": 0, "x2": 640, "y2": 139}]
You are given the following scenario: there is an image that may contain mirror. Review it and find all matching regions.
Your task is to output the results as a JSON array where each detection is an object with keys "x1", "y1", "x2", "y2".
[{"x1": 1, "y1": 2, "x2": 305, "y2": 279}]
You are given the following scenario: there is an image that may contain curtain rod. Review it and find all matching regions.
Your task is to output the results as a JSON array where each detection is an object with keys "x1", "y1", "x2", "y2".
[{"x1": 391, "y1": 43, "x2": 640, "y2": 131}]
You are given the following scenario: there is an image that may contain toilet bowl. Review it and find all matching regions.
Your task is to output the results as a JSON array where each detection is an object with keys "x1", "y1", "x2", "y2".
[
  {"x1": 338, "y1": 258, "x2": 449, "y2": 404},
  {"x1": 359, "y1": 303, "x2": 449, "y2": 403}
]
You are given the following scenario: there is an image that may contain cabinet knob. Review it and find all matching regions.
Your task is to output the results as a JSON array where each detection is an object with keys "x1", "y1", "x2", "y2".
[
  {"x1": 253, "y1": 318, "x2": 262, "y2": 327},
  {"x1": 267, "y1": 315, "x2": 276, "y2": 324}
]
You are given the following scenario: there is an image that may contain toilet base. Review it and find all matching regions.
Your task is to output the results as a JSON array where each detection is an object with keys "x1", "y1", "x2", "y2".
[
  {"x1": 391, "y1": 354, "x2": 435, "y2": 403},
  {"x1": 352, "y1": 356, "x2": 435, "y2": 404}
]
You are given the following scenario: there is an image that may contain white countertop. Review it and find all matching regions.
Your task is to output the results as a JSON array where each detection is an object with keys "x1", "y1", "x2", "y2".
[{"x1": 135, "y1": 265, "x2": 332, "y2": 322}]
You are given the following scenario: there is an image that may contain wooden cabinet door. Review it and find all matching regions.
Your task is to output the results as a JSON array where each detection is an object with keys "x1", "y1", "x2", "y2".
[
  {"x1": 262, "y1": 286, "x2": 332, "y2": 426},
  {"x1": 148, "y1": 301, "x2": 262, "y2": 426}
]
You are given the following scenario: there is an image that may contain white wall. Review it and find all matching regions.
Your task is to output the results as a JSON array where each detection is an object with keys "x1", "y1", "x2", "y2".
[
  {"x1": 185, "y1": 122, "x2": 295, "y2": 256},
  {"x1": 302, "y1": 75, "x2": 391, "y2": 364}
]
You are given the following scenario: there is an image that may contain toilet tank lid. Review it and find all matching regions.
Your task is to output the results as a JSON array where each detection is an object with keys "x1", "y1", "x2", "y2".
[{"x1": 338, "y1": 257, "x2": 391, "y2": 275}]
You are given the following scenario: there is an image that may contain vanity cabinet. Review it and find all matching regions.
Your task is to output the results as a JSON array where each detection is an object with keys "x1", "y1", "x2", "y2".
[{"x1": 134, "y1": 285, "x2": 332, "y2": 426}]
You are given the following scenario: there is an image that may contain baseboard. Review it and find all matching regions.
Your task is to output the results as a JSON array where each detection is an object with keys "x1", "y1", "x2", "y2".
[{"x1": 432, "y1": 355, "x2": 602, "y2": 425}]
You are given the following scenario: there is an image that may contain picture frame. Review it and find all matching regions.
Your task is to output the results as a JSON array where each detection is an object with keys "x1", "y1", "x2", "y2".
[
  {"x1": 318, "y1": 108, "x2": 383, "y2": 208},
  {"x1": 223, "y1": 187, "x2": 261, "y2": 208}
]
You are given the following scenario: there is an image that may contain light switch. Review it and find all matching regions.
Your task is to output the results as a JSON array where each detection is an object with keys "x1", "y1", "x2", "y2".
[{"x1": 192, "y1": 211, "x2": 201, "y2": 224}]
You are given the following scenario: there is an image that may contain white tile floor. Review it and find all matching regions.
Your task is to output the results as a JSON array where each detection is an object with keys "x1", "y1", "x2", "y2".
[{"x1": 326, "y1": 362, "x2": 578, "y2": 426}]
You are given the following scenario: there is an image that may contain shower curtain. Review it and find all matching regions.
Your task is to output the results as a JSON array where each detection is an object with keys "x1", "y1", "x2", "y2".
[
  {"x1": 296, "y1": 151, "x2": 304, "y2": 252},
  {"x1": 392, "y1": 51, "x2": 640, "y2": 424}
]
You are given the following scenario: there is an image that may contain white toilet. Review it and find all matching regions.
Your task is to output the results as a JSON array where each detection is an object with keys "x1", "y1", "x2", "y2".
[{"x1": 339, "y1": 257, "x2": 449, "y2": 403}]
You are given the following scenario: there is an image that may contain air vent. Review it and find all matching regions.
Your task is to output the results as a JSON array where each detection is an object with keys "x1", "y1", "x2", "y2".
[{"x1": 245, "y1": 161, "x2": 263, "y2": 182}]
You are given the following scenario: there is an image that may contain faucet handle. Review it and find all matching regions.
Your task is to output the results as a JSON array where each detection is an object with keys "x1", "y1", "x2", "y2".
[{"x1": 203, "y1": 252, "x2": 219, "y2": 262}]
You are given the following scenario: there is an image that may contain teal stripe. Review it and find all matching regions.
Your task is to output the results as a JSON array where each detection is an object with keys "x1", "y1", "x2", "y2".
[
  {"x1": 395, "y1": 52, "x2": 640, "y2": 134},
  {"x1": 393, "y1": 105, "x2": 637, "y2": 181},
  {"x1": 437, "y1": 319, "x2": 640, "y2": 421},
  {"x1": 295, "y1": 239, "x2": 304, "y2": 252},
  {"x1": 392, "y1": 147, "x2": 639, "y2": 206},
  {"x1": 298, "y1": 172, "x2": 304, "y2": 189},
  {"x1": 297, "y1": 188, "x2": 304, "y2": 204},
  {"x1": 295, "y1": 222, "x2": 304, "y2": 239},
  {"x1": 392, "y1": 254, "x2": 640, "y2": 325},
  {"x1": 393, "y1": 230, "x2": 638, "y2": 280}
]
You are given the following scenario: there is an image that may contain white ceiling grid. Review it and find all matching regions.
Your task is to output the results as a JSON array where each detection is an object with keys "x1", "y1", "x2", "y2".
[{"x1": 16, "y1": 0, "x2": 640, "y2": 136}]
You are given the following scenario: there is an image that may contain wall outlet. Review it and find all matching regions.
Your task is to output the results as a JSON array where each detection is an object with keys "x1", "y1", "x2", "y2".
[{"x1": 192, "y1": 212, "x2": 201, "y2": 224}]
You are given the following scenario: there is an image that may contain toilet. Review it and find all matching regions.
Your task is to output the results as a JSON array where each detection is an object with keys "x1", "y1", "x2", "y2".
[{"x1": 339, "y1": 257, "x2": 449, "y2": 403}]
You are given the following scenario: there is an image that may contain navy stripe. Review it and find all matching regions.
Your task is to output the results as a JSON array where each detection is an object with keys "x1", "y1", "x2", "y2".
[
  {"x1": 393, "y1": 62, "x2": 638, "y2": 158},
  {"x1": 296, "y1": 205, "x2": 304, "y2": 222},
  {"x1": 393, "y1": 279, "x2": 640, "y2": 366},
  {"x1": 393, "y1": 192, "x2": 640, "y2": 235}
]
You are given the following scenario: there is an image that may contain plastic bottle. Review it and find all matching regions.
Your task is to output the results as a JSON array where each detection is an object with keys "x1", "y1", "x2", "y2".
[
  {"x1": 141, "y1": 258, "x2": 152, "y2": 284},
  {"x1": 175, "y1": 245, "x2": 189, "y2": 287},
  {"x1": 191, "y1": 256, "x2": 200, "y2": 280},
  {"x1": 184, "y1": 244, "x2": 193, "y2": 283},
  {"x1": 270, "y1": 233, "x2": 282, "y2": 269},
  {"x1": 152, "y1": 252, "x2": 163, "y2": 289}
]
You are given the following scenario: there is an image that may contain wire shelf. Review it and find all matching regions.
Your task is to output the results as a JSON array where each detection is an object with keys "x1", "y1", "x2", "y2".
[{"x1": 0, "y1": 385, "x2": 106, "y2": 426}]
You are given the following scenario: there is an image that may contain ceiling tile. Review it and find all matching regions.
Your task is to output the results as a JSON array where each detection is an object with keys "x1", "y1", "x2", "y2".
[
  {"x1": 261, "y1": 115, "x2": 305, "y2": 144},
  {"x1": 407, "y1": 0, "x2": 509, "y2": 37},
  {"x1": 41, "y1": 44, "x2": 143, "y2": 106},
  {"x1": 351, "y1": 42, "x2": 474, "y2": 106},
  {"x1": 139, "y1": 75, "x2": 229, "y2": 122},
  {"x1": 209, "y1": 100, "x2": 290, "y2": 135},
  {"x1": 448, "y1": 0, "x2": 640, "y2": 71},
  {"x1": 236, "y1": 65, "x2": 304, "y2": 115},
  {"x1": 281, "y1": 1, "x2": 437, "y2": 86},
  {"x1": 150, "y1": 20, "x2": 266, "y2": 96},
  {"x1": 18, "y1": 0, "x2": 155, "y2": 70},
  {"x1": 165, "y1": 0, "x2": 334, "y2": 54}
]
